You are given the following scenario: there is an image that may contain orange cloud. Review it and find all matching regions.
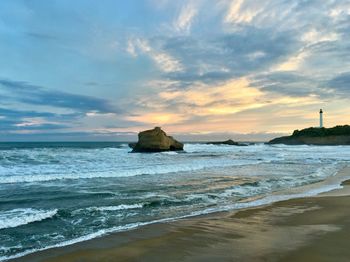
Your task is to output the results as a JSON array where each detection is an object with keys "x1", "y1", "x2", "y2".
[
  {"x1": 130, "y1": 76, "x2": 327, "y2": 134},
  {"x1": 159, "y1": 77, "x2": 266, "y2": 115},
  {"x1": 126, "y1": 112, "x2": 187, "y2": 125}
]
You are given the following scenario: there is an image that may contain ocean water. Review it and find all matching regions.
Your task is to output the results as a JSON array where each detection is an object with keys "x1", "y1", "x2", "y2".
[{"x1": 0, "y1": 142, "x2": 349, "y2": 260}]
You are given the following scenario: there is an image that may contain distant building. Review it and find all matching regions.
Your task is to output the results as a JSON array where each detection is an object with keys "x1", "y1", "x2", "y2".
[{"x1": 319, "y1": 109, "x2": 323, "y2": 128}]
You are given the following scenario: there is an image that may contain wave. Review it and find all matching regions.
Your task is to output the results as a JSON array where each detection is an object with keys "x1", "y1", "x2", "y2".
[
  {"x1": 86, "y1": 204, "x2": 143, "y2": 212},
  {"x1": 143, "y1": 198, "x2": 185, "y2": 208},
  {"x1": 1, "y1": 179, "x2": 345, "y2": 262},
  {"x1": 2, "y1": 143, "x2": 350, "y2": 185},
  {"x1": 0, "y1": 159, "x2": 269, "y2": 184},
  {"x1": 189, "y1": 183, "x2": 344, "y2": 217},
  {"x1": 160, "y1": 151, "x2": 179, "y2": 155},
  {"x1": 0, "y1": 208, "x2": 57, "y2": 230}
]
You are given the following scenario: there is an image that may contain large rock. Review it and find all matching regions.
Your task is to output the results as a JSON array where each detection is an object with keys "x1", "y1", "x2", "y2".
[{"x1": 130, "y1": 127, "x2": 184, "y2": 152}]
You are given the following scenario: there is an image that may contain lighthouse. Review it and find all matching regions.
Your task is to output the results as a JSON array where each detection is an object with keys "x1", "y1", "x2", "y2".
[{"x1": 319, "y1": 109, "x2": 323, "y2": 128}]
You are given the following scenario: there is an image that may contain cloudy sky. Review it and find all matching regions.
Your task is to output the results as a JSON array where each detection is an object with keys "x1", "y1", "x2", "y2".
[{"x1": 0, "y1": 0, "x2": 349, "y2": 141}]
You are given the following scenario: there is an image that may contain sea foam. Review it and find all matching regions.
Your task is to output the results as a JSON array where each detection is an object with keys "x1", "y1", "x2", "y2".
[
  {"x1": 0, "y1": 208, "x2": 57, "y2": 230},
  {"x1": 86, "y1": 204, "x2": 143, "y2": 212}
]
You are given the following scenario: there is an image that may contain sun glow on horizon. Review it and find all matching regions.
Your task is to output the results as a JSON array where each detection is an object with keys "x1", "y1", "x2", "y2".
[{"x1": 0, "y1": 0, "x2": 349, "y2": 141}]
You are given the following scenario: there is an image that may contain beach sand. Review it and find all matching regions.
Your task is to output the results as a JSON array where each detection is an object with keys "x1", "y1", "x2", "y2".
[{"x1": 12, "y1": 167, "x2": 350, "y2": 262}]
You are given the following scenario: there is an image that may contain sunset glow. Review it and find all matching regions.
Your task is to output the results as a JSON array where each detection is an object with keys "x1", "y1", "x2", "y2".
[{"x1": 0, "y1": 0, "x2": 349, "y2": 141}]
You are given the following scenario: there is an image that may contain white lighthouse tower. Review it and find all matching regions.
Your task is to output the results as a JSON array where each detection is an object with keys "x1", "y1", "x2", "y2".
[{"x1": 319, "y1": 109, "x2": 323, "y2": 128}]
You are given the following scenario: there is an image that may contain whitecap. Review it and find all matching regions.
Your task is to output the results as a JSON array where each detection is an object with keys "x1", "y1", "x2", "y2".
[
  {"x1": 0, "y1": 208, "x2": 58, "y2": 230},
  {"x1": 86, "y1": 204, "x2": 143, "y2": 212}
]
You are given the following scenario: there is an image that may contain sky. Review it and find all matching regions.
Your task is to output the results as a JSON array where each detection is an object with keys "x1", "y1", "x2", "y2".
[{"x1": 0, "y1": 0, "x2": 350, "y2": 141}]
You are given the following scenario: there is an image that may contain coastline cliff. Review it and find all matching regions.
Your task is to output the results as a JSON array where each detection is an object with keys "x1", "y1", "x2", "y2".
[{"x1": 268, "y1": 125, "x2": 350, "y2": 145}]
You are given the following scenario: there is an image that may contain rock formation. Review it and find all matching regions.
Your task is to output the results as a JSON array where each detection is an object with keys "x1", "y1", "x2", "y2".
[
  {"x1": 268, "y1": 125, "x2": 350, "y2": 145},
  {"x1": 206, "y1": 139, "x2": 248, "y2": 146},
  {"x1": 130, "y1": 127, "x2": 184, "y2": 152}
]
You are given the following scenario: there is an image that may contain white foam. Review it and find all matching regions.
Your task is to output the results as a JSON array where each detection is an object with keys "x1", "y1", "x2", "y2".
[
  {"x1": 0, "y1": 208, "x2": 57, "y2": 230},
  {"x1": 188, "y1": 183, "x2": 344, "y2": 217},
  {"x1": 0, "y1": 158, "x2": 267, "y2": 184},
  {"x1": 86, "y1": 204, "x2": 143, "y2": 212},
  {"x1": 161, "y1": 151, "x2": 178, "y2": 155},
  {"x1": 1, "y1": 181, "x2": 343, "y2": 262},
  {"x1": 2, "y1": 144, "x2": 349, "y2": 184}
]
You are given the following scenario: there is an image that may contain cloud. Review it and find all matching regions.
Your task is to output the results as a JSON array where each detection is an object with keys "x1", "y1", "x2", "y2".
[
  {"x1": 129, "y1": 75, "x2": 322, "y2": 135},
  {"x1": 0, "y1": 107, "x2": 80, "y2": 133},
  {"x1": 327, "y1": 72, "x2": 350, "y2": 95},
  {"x1": 173, "y1": 2, "x2": 198, "y2": 33},
  {"x1": 301, "y1": 29, "x2": 339, "y2": 45},
  {"x1": 223, "y1": 0, "x2": 300, "y2": 28},
  {"x1": 225, "y1": 0, "x2": 263, "y2": 24},
  {"x1": 160, "y1": 26, "x2": 300, "y2": 85},
  {"x1": 126, "y1": 38, "x2": 183, "y2": 72},
  {"x1": 0, "y1": 130, "x2": 138, "y2": 142},
  {"x1": 0, "y1": 118, "x2": 69, "y2": 132},
  {"x1": 0, "y1": 107, "x2": 57, "y2": 118},
  {"x1": 273, "y1": 50, "x2": 309, "y2": 71},
  {"x1": 14, "y1": 123, "x2": 68, "y2": 130},
  {"x1": 250, "y1": 72, "x2": 322, "y2": 97},
  {"x1": 0, "y1": 79, "x2": 126, "y2": 135},
  {"x1": 157, "y1": 77, "x2": 264, "y2": 115},
  {"x1": 0, "y1": 79, "x2": 118, "y2": 113}
]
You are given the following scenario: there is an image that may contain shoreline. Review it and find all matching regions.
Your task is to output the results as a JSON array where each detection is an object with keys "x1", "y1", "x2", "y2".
[{"x1": 9, "y1": 166, "x2": 350, "y2": 262}]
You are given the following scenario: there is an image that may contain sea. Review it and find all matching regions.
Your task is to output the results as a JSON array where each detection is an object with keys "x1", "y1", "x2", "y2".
[{"x1": 0, "y1": 142, "x2": 349, "y2": 261}]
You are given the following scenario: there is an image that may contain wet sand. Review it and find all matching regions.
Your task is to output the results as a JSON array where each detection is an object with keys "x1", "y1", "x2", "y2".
[{"x1": 12, "y1": 168, "x2": 350, "y2": 262}]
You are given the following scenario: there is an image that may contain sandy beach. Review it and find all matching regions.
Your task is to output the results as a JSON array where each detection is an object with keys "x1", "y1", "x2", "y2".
[{"x1": 10, "y1": 166, "x2": 350, "y2": 262}]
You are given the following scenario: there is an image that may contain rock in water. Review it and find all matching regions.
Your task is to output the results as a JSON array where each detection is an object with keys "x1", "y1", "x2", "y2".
[
  {"x1": 206, "y1": 139, "x2": 239, "y2": 146},
  {"x1": 131, "y1": 127, "x2": 184, "y2": 152},
  {"x1": 128, "y1": 142, "x2": 137, "y2": 149}
]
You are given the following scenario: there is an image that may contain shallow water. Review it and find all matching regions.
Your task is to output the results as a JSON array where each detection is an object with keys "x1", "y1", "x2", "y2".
[{"x1": 0, "y1": 142, "x2": 349, "y2": 260}]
